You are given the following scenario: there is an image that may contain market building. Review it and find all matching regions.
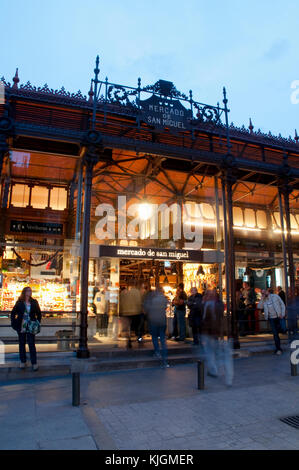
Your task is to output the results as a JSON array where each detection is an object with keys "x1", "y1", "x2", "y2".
[{"x1": 1, "y1": 58, "x2": 299, "y2": 356}]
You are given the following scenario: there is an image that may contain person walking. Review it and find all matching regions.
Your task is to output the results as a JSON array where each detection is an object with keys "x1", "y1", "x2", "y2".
[
  {"x1": 201, "y1": 289, "x2": 233, "y2": 386},
  {"x1": 172, "y1": 283, "x2": 187, "y2": 341},
  {"x1": 187, "y1": 287, "x2": 203, "y2": 345},
  {"x1": 242, "y1": 281, "x2": 257, "y2": 335},
  {"x1": 236, "y1": 282, "x2": 246, "y2": 336},
  {"x1": 258, "y1": 288, "x2": 286, "y2": 355},
  {"x1": 11, "y1": 287, "x2": 42, "y2": 371},
  {"x1": 276, "y1": 286, "x2": 286, "y2": 305},
  {"x1": 119, "y1": 281, "x2": 142, "y2": 349},
  {"x1": 143, "y1": 286, "x2": 169, "y2": 368}
]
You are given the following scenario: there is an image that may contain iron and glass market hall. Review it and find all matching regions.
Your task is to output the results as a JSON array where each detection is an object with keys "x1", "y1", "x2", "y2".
[{"x1": 1, "y1": 58, "x2": 299, "y2": 356}]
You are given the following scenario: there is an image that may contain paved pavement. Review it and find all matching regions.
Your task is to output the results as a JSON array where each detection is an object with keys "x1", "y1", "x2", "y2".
[{"x1": 1, "y1": 354, "x2": 299, "y2": 450}]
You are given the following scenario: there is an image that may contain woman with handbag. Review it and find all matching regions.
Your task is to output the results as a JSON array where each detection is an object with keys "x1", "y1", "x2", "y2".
[{"x1": 11, "y1": 287, "x2": 41, "y2": 371}]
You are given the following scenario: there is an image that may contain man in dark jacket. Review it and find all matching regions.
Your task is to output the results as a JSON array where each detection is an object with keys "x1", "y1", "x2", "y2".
[
  {"x1": 242, "y1": 282, "x2": 257, "y2": 335},
  {"x1": 143, "y1": 286, "x2": 169, "y2": 367},
  {"x1": 187, "y1": 287, "x2": 202, "y2": 345}
]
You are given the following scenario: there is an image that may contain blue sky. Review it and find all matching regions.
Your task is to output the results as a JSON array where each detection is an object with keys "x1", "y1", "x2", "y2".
[{"x1": 1, "y1": 0, "x2": 298, "y2": 138}]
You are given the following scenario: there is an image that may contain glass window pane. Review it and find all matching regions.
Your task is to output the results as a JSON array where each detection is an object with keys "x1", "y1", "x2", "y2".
[
  {"x1": 290, "y1": 214, "x2": 298, "y2": 230},
  {"x1": 233, "y1": 207, "x2": 243, "y2": 226},
  {"x1": 11, "y1": 184, "x2": 30, "y2": 207},
  {"x1": 50, "y1": 187, "x2": 67, "y2": 210},
  {"x1": 200, "y1": 203, "x2": 214, "y2": 219},
  {"x1": 256, "y1": 210, "x2": 267, "y2": 229},
  {"x1": 31, "y1": 186, "x2": 49, "y2": 209},
  {"x1": 244, "y1": 208, "x2": 256, "y2": 228}
]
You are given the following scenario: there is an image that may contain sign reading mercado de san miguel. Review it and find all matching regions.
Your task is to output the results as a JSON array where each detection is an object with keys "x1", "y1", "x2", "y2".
[
  {"x1": 139, "y1": 80, "x2": 192, "y2": 131},
  {"x1": 97, "y1": 245, "x2": 224, "y2": 264}
]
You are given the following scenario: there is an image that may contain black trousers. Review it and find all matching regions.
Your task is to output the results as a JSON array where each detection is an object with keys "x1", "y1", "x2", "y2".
[
  {"x1": 132, "y1": 313, "x2": 145, "y2": 338},
  {"x1": 246, "y1": 307, "x2": 256, "y2": 334},
  {"x1": 18, "y1": 332, "x2": 37, "y2": 365}
]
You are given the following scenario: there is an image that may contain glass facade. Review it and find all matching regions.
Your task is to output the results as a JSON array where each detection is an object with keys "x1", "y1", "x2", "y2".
[{"x1": 1, "y1": 75, "x2": 299, "y2": 351}]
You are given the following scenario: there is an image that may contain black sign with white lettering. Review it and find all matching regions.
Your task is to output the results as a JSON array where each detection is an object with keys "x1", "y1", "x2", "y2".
[
  {"x1": 10, "y1": 220, "x2": 63, "y2": 235},
  {"x1": 139, "y1": 95, "x2": 191, "y2": 132}
]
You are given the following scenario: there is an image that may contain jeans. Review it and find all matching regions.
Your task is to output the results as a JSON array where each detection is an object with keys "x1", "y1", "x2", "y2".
[
  {"x1": 133, "y1": 313, "x2": 145, "y2": 339},
  {"x1": 177, "y1": 309, "x2": 186, "y2": 340},
  {"x1": 191, "y1": 324, "x2": 201, "y2": 345},
  {"x1": 18, "y1": 332, "x2": 37, "y2": 365},
  {"x1": 150, "y1": 324, "x2": 167, "y2": 362},
  {"x1": 269, "y1": 317, "x2": 281, "y2": 351},
  {"x1": 246, "y1": 307, "x2": 256, "y2": 334},
  {"x1": 201, "y1": 335, "x2": 234, "y2": 386},
  {"x1": 238, "y1": 309, "x2": 247, "y2": 336}
]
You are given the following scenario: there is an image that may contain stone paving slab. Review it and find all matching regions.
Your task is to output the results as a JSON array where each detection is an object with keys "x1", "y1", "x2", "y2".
[{"x1": 0, "y1": 354, "x2": 299, "y2": 450}]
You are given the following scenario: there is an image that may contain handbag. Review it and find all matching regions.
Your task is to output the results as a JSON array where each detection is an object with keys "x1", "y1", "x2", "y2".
[{"x1": 24, "y1": 319, "x2": 41, "y2": 335}]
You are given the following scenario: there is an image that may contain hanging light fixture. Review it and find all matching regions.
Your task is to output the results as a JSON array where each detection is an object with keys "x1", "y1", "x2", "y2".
[
  {"x1": 15, "y1": 256, "x2": 22, "y2": 269},
  {"x1": 245, "y1": 267, "x2": 251, "y2": 276},
  {"x1": 159, "y1": 265, "x2": 166, "y2": 277},
  {"x1": 196, "y1": 265, "x2": 205, "y2": 276},
  {"x1": 171, "y1": 263, "x2": 177, "y2": 275}
]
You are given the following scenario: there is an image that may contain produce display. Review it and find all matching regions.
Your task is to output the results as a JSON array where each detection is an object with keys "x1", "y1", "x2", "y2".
[
  {"x1": 183, "y1": 263, "x2": 217, "y2": 294},
  {"x1": 0, "y1": 277, "x2": 73, "y2": 313}
]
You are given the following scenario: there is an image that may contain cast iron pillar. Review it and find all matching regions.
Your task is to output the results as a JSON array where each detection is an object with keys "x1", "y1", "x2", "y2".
[
  {"x1": 222, "y1": 168, "x2": 240, "y2": 349},
  {"x1": 0, "y1": 97, "x2": 14, "y2": 239},
  {"x1": 226, "y1": 169, "x2": 240, "y2": 349},
  {"x1": 278, "y1": 188, "x2": 289, "y2": 299},
  {"x1": 77, "y1": 130, "x2": 103, "y2": 359},
  {"x1": 279, "y1": 180, "x2": 295, "y2": 300},
  {"x1": 277, "y1": 153, "x2": 295, "y2": 302}
]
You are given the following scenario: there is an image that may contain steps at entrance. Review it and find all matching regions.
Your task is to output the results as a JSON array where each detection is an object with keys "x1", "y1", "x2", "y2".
[{"x1": 0, "y1": 339, "x2": 289, "y2": 382}]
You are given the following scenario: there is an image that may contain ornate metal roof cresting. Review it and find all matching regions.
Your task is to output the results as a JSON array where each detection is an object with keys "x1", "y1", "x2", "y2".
[{"x1": 89, "y1": 55, "x2": 231, "y2": 147}]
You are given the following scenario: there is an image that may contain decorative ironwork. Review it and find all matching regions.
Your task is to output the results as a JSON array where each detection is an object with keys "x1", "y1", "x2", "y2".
[
  {"x1": 18, "y1": 81, "x2": 87, "y2": 100},
  {"x1": 1, "y1": 60, "x2": 298, "y2": 149}
]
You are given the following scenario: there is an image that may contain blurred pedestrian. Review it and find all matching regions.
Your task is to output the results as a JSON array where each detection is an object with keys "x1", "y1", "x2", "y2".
[
  {"x1": 11, "y1": 287, "x2": 41, "y2": 371},
  {"x1": 143, "y1": 286, "x2": 169, "y2": 368},
  {"x1": 236, "y1": 282, "x2": 246, "y2": 336},
  {"x1": 201, "y1": 289, "x2": 233, "y2": 386},
  {"x1": 119, "y1": 281, "x2": 142, "y2": 349},
  {"x1": 287, "y1": 287, "x2": 299, "y2": 341},
  {"x1": 134, "y1": 283, "x2": 147, "y2": 343},
  {"x1": 187, "y1": 287, "x2": 202, "y2": 345}
]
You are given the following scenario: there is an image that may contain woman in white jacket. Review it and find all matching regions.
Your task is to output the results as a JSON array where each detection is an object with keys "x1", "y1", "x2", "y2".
[{"x1": 257, "y1": 288, "x2": 286, "y2": 355}]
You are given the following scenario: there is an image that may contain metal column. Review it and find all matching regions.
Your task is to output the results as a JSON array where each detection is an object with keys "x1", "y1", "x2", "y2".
[
  {"x1": 76, "y1": 154, "x2": 96, "y2": 359},
  {"x1": 278, "y1": 189, "x2": 289, "y2": 299},
  {"x1": 214, "y1": 176, "x2": 223, "y2": 301}
]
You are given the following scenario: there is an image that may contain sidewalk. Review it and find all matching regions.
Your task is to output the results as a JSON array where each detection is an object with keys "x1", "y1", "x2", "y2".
[{"x1": 1, "y1": 354, "x2": 299, "y2": 450}]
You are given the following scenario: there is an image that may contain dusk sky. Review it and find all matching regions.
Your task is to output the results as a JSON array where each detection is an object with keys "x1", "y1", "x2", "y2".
[{"x1": 1, "y1": 0, "x2": 298, "y2": 138}]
